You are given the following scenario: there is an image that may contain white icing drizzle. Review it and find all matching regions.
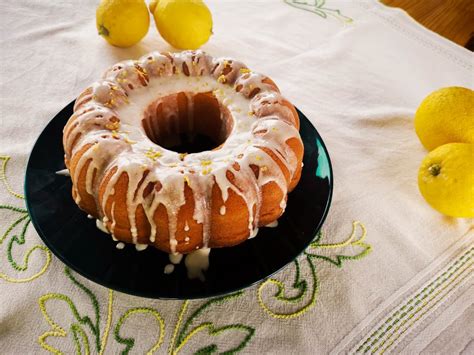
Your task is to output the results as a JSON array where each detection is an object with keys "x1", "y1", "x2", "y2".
[
  {"x1": 184, "y1": 247, "x2": 210, "y2": 281},
  {"x1": 96, "y1": 219, "x2": 109, "y2": 234},
  {"x1": 249, "y1": 228, "x2": 259, "y2": 239},
  {"x1": 55, "y1": 169, "x2": 70, "y2": 176},
  {"x1": 169, "y1": 253, "x2": 183, "y2": 264},
  {"x1": 164, "y1": 264, "x2": 175, "y2": 274},
  {"x1": 265, "y1": 220, "x2": 278, "y2": 228},
  {"x1": 87, "y1": 214, "x2": 94, "y2": 219},
  {"x1": 135, "y1": 243, "x2": 148, "y2": 251},
  {"x1": 116, "y1": 242, "x2": 125, "y2": 249},
  {"x1": 64, "y1": 50, "x2": 302, "y2": 255}
]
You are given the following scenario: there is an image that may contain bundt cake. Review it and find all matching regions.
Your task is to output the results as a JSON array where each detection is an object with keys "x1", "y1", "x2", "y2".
[{"x1": 63, "y1": 50, "x2": 303, "y2": 255}]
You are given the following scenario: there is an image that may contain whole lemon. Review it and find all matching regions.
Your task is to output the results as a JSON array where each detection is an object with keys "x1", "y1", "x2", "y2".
[
  {"x1": 152, "y1": 0, "x2": 213, "y2": 50},
  {"x1": 414, "y1": 87, "x2": 474, "y2": 151},
  {"x1": 97, "y1": 0, "x2": 150, "y2": 48},
  {"x1": 418, "y1": 143, "x2": 474, "y2": 217}
]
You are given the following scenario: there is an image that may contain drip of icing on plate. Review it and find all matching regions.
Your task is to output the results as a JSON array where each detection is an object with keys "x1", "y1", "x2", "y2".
[
  {"x1": 248, "y1": 228, "x2": 259, "y2": 239},
  {"x1": 164, "y1": 252, "x2": 184, "y2": 274},
  {"x1": 96, "y1": 219, "x2": 109, "y2": 233},
  {"x1": 55, "y1": 168, "x2": 70, "y2": 176},
  {"x1": 135, "y1": 243, "x2": 148, "y2": 251},
  {"x1": 94, "y1": 219, "x2": 210, "y2": 279},
  {"x1": 184, "y1": 247, "x2": 211, "y2": 281},
  {"x1": 265, "y1": 220, "x2": 278, "y2": 228}
]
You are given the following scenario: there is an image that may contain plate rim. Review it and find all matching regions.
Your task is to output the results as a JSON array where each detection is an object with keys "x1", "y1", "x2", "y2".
[{"x1": 24, "y1": 101, "x2": 333, "y2": 300}]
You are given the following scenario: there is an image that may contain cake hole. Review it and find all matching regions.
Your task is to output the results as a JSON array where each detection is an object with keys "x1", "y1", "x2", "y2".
[{"x1": 142, "y1": 92, "x2": 234, "y2": 153}]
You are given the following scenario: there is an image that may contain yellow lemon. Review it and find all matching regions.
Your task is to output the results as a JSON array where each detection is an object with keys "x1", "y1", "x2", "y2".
[
  {"x1": 152, "y1": 0, "x2": 213, "y2": 50},
  {"x1": 414, "y1": 86, "x2": 474, "y2": 151},
  {"x1": 418, "y1": 143, "x2": 474, "y2": 217},
  {"x1": 97, "y1": 0, "x2": 150, "y2": 48}
]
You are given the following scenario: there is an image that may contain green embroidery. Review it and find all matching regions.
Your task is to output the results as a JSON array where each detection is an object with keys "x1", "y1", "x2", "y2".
[
  {"x1": 377, "y1": 268, "x2": 472, "y2": 354},
  {"x1": 169, "y1": 300, "x2": 190, "y2": 355},
  {"x1": 1, "y1": 206, "x2": 29, "y2": 244},
  {"x1": 39, "y1": 267, "x2": 165, "y2": 354},
  {"x1": 258, "y1": 221, "x2": 371, "y2": 319},
  {"x1": 35, "y1": 222, "x2": 370, "y2": 353},
  {"x1": 7, "y1": 218, "x2": 33, "y2": 270},
  {"x1": 274, "y1": 258, "x2": 308, "y2": 303},
  {"x1": 39, "y1": 268, "x2": 253, "y2": 354},
  {"x1": 0, "y1": 204, "x2": 52, "y2": 282},
  {"x1": 284, "y1": 0, "x2": 353, "y2": 23},
  {"x1": 3, "y1": 154, "x2": 368, "y2": 352},
  {"x1": 258, "y1": 254, "x2": 319, "y2": 319},
  {"x1": 0, "y1": 155, "x2": 52, "y2": 282},
  {"x1": 171, "y1": 292, "x2": 255, "y2": 354},
  {"x1": 39, "y1": 293, "x2": 92, "y2": 354},
  {"x1": 306, "y1": 221, "x2": 372, "y2": 267},
  {"x1": 38, "y1": 267, "x2": 103, "y2": 353},
  {"x1": 114, "y1": 307, "x2": 165, "y2": 354},
  {"x1": 357, "y1": 247, "x2": 473, "y2": 353},
  {"x1": 66, "y1": 267, "x2": 102, "y2": 350}
]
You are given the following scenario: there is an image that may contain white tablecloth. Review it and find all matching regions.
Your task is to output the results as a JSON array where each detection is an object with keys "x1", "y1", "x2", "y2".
[{"x1": 1, "y1": 0, "x2": 473, "y2": 353}]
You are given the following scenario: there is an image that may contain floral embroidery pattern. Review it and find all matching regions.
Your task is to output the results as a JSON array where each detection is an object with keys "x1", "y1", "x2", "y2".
[
  {"x1": 38, "y1": 267, "x2": 114, "y2": 354},
  {"x1": 38, "y1": 267, "x2": 254, "y2": 355},
  {"x1": 258, "y1": 221, "x2": 371, "y2": 318},
  {"x1": 0, "y1": 155, "x2": 51, "y2": 283},
  {"x1": 169, "y1": 294, "x2": 255, "y2": 354},
  {"x1": 114, "y1": 307, "x2": 165, "y2": 354},
  {"x1": 0, "y1": 156, "x2": 25, "y2": 199},
  {"x1": 284, "y1": 0, "x2": 353, "y2": 23},
  {"x1": 36, "y1": 222, "x2": 370, "y2": 353},
  {"x1": 39, "y1": 267, "x2": 134, "y2": 355}
]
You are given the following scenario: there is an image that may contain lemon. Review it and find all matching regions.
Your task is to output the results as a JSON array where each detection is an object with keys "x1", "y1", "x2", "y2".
[
  {"x1": 152, "y1": 0, "x2": 213, "y2": 50},
  {"x1": 414, "y1": 87, "x2": 474, "y2": 151},
  {"x1": 418, "y1": 143, "x2": 474, "y2": 217},
  {"x1": 97, "y1": 0, "x2": 150, "y2": 48}
]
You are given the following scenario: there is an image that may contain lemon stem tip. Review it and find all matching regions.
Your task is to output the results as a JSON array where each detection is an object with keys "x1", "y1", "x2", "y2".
[
  {"x1": 98, "y1": 25, "x2": 109, "y2": 37},
  {"x1": 428, "y1": 164, "x2": 441, "y2": 177}
]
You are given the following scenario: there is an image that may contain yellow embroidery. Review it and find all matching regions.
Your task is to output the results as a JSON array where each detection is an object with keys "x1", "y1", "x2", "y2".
[
  {"x1": 115, "y1": 307, "x2": 165, "y2": 354},
  {"x1": 380, "y1": 268, "x2": 472, "y2": 353},
  {"x1": 175, "y1": 323, "x2": 208, "y2": 352},
  {"x1": 172, "y1": 292, "x2": 252, "y2": 354},
  {"x1": 0, "y1": 156, "x2": 25, "y2": 199},
  {"x1": 258, "y1": 256, "x2": 319, "y2": 319},
  {"x1": 98, "y1": 289, "x2": 114, "y2": 355},
  {"x1": 258, "y1": 221, "x2": 371, "y2": 319},
  {"x1": 0, "y1": 204, "x2": 52, "y2": 283},
  {"x1": 38, "y1": 293, "x2": 90, "y2": 355},
  {"x1": 313, "y1": 220, "x2": 367, "y2": 249},
  {"x1": 168, "y1": 300, "x2": 189, "y2": 355},
  {"x1": 0, "y1": 244, "x2": 51, "y2": 283},
  {"x1": 373, "y1": 256, "x2": 473, "y2": 353}
]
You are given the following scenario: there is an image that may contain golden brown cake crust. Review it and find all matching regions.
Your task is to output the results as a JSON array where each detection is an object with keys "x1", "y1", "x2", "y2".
[{"x1": 63, "y1": 50, "x2": 303, "y2": 254}]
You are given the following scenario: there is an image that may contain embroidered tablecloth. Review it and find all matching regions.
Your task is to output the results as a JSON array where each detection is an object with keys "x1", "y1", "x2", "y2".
[{"x1": 1, "y1": 0, "x2": 473, "y2": 353}]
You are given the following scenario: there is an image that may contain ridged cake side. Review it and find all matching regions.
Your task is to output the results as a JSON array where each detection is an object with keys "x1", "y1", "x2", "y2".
[{"x1": 63, "y1": 50, "x2": 303, "y2": 254}]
